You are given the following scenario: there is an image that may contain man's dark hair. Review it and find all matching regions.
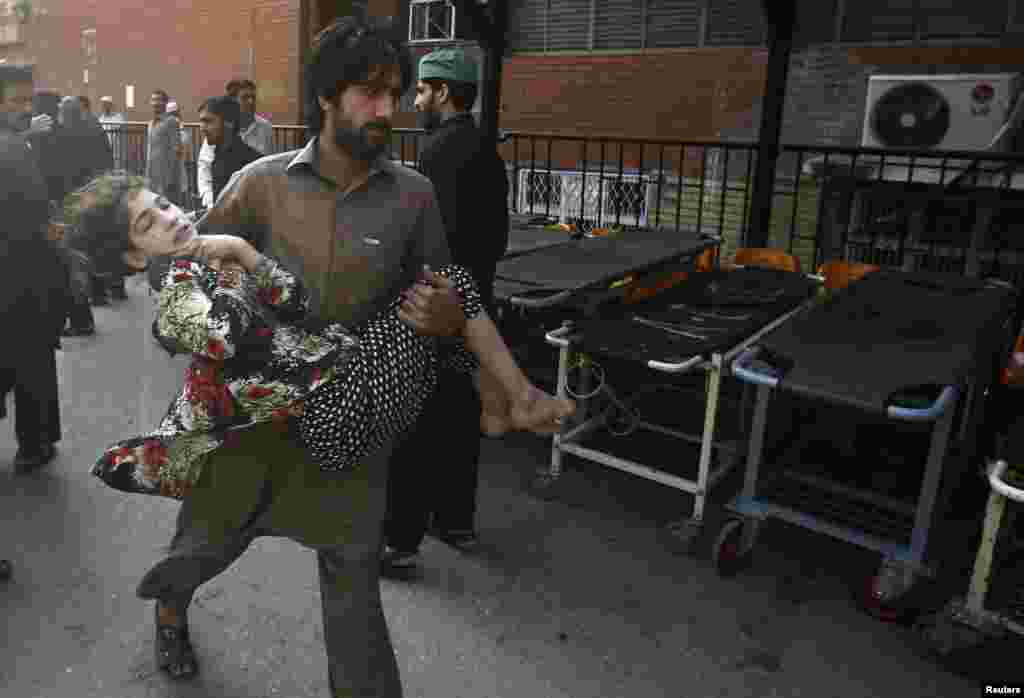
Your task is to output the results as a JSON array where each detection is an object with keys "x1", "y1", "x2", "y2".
[
  {"x1": 0, "y1": 63, "x2": 34, "y2": 101},
  {"x1": 236, "y1": 79, "x2": 256, "y2": 92},
  {"x1": 63, "y1": 171, "x2": 149, "y2": 277},
  {"x1": 151, "y1": 89, "x2": 169, "y2": 102},
  {"x1": 302, "y1": 15, "x2": 413, "y2": 134},
  {"x1": 32, "y1": 89, "x2": 61, "y2": 119},
  {"x1": 225, "y1": 79, "x2": 244, "y2": 97},
  {"x1": 421, "y1": 78, "x2": 477, "y2": 113},
  {"x1": 199, "y1": 95, "x2": 241, "y2": 136}
]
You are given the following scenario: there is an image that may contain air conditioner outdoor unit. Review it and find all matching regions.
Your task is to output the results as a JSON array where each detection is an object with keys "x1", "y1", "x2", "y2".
[{"x1": 861, "y1": 73, "x2": 1024, "y2": 186}]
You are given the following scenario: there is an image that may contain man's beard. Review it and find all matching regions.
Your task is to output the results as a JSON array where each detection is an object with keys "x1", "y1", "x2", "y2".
[
  {"x1": 416, "y1": 108, "x2": 442, "y2": 132},
  {"x1": 334, "y1": 123, "x2": 391, "y2": 163}
]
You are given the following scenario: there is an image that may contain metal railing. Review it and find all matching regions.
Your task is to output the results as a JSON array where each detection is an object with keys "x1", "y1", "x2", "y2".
[{"x1": 101, "y1": 121, "x2": 1024, "y2": 288}]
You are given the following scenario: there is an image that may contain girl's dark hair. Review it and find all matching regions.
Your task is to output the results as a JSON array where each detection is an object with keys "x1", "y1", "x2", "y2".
[
  {"x1": 63, "y1": 171, "x2": 148, "y2": 277},
  {"x1": 302, "y1": 15, "x2": 413, "y2": 135}
]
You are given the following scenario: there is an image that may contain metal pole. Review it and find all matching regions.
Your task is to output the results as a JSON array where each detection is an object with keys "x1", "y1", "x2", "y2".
[
  {"x1": 747, "y1": 0, "x2": 796, "y2": 248},
  {"x1": 454, "y1": 0, "x2": 506, "y2": 151},
  {"x1": 481, "y1": 0, "x2": 506, "y2": 150}
]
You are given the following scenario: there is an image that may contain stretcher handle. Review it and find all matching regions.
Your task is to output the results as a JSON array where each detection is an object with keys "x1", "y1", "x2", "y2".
[
  {"x1": 647, "y1": 355, "x2": 705, "y2": 373},
  {"x1": 544, "y1": 324, "x2": 576, "y2": 348},
  {"x1": 508, "y1": 289, "x2": 573, "y2": 308},
  {"x1": 988, "y1": 460, "x2": 1024, "y2": 504},
  {"x1": 730, "y1": 347, "x2": 780, "y2": 388},
  {"x1": 886, "y1": 385, "x2": 958, "y2": 421},
  {"x1": 728, "y1": 264, "x2": 825, "y2": 285}
]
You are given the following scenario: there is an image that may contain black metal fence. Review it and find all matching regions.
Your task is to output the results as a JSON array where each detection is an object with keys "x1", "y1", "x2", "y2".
[{"x1": 102, "y1": 122, "x2": 1024, "y2": 287}]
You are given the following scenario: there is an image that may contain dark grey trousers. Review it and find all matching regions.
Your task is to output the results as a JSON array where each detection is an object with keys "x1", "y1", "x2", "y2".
[{"x1": 136, "y1": 422, "x2": 402, "y2": 698}]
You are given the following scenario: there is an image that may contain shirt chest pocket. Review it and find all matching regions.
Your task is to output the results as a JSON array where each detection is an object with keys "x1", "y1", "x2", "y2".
[{"x1": 331, "y1": 225, "x2": 410, "y2": 305}]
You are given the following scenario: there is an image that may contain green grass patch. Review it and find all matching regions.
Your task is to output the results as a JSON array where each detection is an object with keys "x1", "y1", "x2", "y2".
[{"x1": 651, "y1": 176, "x2": 823, "y2": 271}]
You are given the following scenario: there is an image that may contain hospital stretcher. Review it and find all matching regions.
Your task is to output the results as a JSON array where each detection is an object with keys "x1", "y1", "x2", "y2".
[
  {"x1": 917, "y1": 459, "x2": 1024, "y2": 670},
  {"x1": 504, "y1": 216, "x2": 579, "y2": 259},
  {"x1": 494, "y1": 228, "x2": 720, "y2": 312},
  {"x1": 724, "y1": 270, "x2": 1017, "y2": 612},
  {"x1": 541, "y1": 267, "x2": 820, "y2": 548},
  {"x1": 491, "y1": 228, "x2": 722, "y2": 393}
]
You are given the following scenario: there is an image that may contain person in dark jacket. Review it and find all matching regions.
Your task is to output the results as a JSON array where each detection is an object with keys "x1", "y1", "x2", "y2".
[
  {"x1": 57, "y1": 95, "x2": 120, "y2": 306},
  {"x1": 382, "y1": 48, "x2": 511, "y2": 568},
  {"x1": 0, "y1": 64, "x2": 68, "y2": 473},
  {"x1": 29, "y1": 90, "x2": 66, "y2": 204},
  {"x1": 198, "y1": 95, "x2": 262, "y2": 203},
  {"x1": 58, "y1": 96, "x2": 114, "y2": 197}
]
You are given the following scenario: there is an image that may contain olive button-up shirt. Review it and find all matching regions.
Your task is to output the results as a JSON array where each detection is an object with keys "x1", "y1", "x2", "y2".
[{"x1": 197, "y1": 135, "x2": 452, "y2": 329}]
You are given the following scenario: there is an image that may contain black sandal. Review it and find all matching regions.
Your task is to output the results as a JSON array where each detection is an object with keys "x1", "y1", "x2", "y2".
[{"x1": 154, "y1": 603, "x2": 199, "y2": 680}]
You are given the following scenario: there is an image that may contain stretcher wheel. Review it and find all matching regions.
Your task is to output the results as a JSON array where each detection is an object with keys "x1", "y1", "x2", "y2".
[
  {"x1": 713, "y1": 519, "x2": 753, "y2": 577},
  {"x1": 530, "y1": 470, "x2": 562, "y2": 500},
  {"x1": 915, "y1": 609, "x2": 988, "y2": 658},
  {"x1": 859, "y1": 562, "x2": 921, "y2": 623},
  {"x1": 0, "y1": 559, "x2": 11, "y2": 582},
  {"x1": 663, "y1": 518, "x2": 703, "y2": 556}
]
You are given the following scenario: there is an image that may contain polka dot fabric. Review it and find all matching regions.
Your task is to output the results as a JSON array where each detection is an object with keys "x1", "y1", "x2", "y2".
[{"x1": 300, "y1": 264, "x2": 483, "y2": 471}]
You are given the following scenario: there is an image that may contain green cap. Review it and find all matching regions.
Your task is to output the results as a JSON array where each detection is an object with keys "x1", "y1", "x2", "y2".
[{"x1": 418, "y1": 48, "x2": 478, "y2": 84}]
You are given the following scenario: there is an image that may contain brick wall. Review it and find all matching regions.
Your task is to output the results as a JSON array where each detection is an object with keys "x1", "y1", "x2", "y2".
[
  {"x1": 390, "y1": 47, "x2": 772, "y2": 175},
  {"x1": 6, "y1": 1, "x2": 1020, "y2": 152},
  {"x1": 0, "y1": 0, "x2": 301, "y2": 124}
]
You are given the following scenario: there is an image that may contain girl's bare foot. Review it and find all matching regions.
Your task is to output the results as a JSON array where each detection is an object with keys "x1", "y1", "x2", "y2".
[
  {"x1": 480, "y1": 386, "x2": 574, "y2": 437},
  {"x1": 480, "y1": 409, "x2": 510, "y2": 437},
  {"x1": 508, "y1": 385, "x2": 575, "y2": 435}
]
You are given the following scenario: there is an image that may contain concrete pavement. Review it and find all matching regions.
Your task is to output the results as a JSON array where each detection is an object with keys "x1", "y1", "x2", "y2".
[{"x1": 0, "y1": 274, "x2": 978, "y2": 697}]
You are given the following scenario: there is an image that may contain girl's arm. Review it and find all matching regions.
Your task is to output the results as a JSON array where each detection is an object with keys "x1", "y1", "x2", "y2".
[
  {"x1": 155, "y1": 243, "x2": 310, "y2": 360},
  {"x1": 155, "y1": 259, "x2": 252, "y2": 360},
  {"x1": 428, "y1": 266, "x2": 541, "y2": 411}
]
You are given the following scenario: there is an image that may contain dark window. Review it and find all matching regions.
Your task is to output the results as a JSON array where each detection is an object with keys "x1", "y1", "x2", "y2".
[
  {"x1": 706, "y1": 0, "x2": 766, "y2": 46},
  {"x1": 918, "y1": 0, "x2": 1008, "y2": 38},
  {"x1": 841, "y1": 0, "x2": 916, "y2": 41},
  {"x1": 792, "y1": 0, "x2": 840, "y2": 46},
  {"x1": 547, "y1": 0, "x2": 591, "y2": 51},
  {"x1": 594, "y1": 0, "x2": 643, "y2": 50},
  {"x1": 646, "y1": 0, "x2": 704, "y2": 48},
  {"x1": 507, "y1": 0, "x2": 548, "y2": 52}
]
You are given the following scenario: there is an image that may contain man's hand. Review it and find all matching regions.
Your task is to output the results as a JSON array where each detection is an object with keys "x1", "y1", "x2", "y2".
[
  {"x1": 397, "y1": 267, "x2": 466, "y2": 338},
  {"x1": 178, "y1": 234, "x2": 261, "y2": 273},
  {"x1": 28, "y1": 114, "x2": 53, "y2": 135}
]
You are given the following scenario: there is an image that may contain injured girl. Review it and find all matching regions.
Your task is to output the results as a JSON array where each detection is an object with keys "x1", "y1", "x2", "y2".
[{"x1": 64, "y1": 172, "x2": 575, "y2": 499}]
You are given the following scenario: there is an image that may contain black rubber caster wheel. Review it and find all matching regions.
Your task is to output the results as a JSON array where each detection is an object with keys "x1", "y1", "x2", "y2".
[{"x1": 713, "y1": 519, "x2": 753, "y2": 578}]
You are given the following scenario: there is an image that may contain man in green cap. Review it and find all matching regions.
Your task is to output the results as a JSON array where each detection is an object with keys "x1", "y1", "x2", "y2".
[{"x1": 382, "y1": 47, "x2": 510, "y2": 569}]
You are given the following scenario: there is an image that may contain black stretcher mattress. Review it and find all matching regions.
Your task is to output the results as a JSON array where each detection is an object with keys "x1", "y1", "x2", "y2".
[
  {"x1": 504, "y1": 223, "x2": 577, "y2": 259},
  {"x1": 754, "y1": 270, "x2": 1017, "y2": 414},
  {"x1": 494, "y1": 228, "x2": 717, "y2": 301},
  {"x1": 573, "y1": 268, "x2": 819, "y2": 365}
]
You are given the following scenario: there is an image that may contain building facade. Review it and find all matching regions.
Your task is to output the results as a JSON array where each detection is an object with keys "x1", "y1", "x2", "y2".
[{"x1": 0, "y1": 0, "x2": 1020, "y2": 148}]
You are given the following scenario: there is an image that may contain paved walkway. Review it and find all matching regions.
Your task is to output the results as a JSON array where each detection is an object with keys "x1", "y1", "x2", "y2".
[{"x1": 0, "y1": 275, "x2": 978, "y2": 697}]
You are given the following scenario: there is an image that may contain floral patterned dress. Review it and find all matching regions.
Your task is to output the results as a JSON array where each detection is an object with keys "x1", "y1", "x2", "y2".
[{"x1": 92, "y1": 255, "x2": 481, "y2": 500}]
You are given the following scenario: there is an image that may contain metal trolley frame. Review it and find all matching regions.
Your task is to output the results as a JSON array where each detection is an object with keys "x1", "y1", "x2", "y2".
[
  {"x1": 539, "y1": 296, "x2": 815, "y2": 549},
  {"x1": 723, "y1": 346, "x2": 985, "y2": 605},
  {"x1": 919, "y1": 460, "x2": 1024, "y2": 659}
]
